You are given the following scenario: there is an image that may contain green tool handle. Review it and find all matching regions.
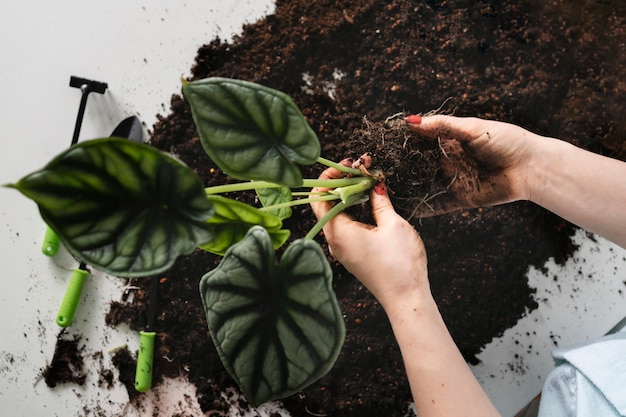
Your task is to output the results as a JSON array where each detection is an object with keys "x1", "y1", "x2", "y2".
[
  {"x1": 135, "y1": 331, "x2": 156, "y2": 392},
  {"x1": 56, "y1": 268, "x2": 89, "y2": 327},
  {"x1": 42, "y1": 226, "x2": 60, "y2": 256}
]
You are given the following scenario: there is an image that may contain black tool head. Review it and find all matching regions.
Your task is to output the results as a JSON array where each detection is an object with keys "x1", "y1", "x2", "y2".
[
  {"x1": 69, "y1": 76, "x2": 108, "y2": 94},
  {"x1": 110, "y1": 116, "x2": 143, "y2": 143}
]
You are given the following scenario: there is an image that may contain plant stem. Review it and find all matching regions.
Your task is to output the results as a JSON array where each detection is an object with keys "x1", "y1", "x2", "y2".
[
  {"x1": 259, "y1": 194, "x2": 340, "y2": 212},
  {"x1": 205, "y1": 177, "x2": 369, "y2": 195},
  {"x1": 317, "y1": 157, "x2": 363, "y2": 176},
  {"x1": 302, "y1": 178, "x2": 367, "y2": 188},
  {"x1": 304, "y1": 201, "x2": 348, "y2": 240},
  {"x1": 303, "y1": 194, "x2": 369, "y2": 240},
  {"x1": 330, "y1": 177, "x2": 376, "y2": 204},
  {"x1": 292, "y1": 191, "x2": 326, "y2": 196},
  {"x1": 205, "y1": 181, "x2": 276, "y2": 194}
]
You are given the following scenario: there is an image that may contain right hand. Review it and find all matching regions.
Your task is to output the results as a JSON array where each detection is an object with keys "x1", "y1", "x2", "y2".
[
  {"x1": 310, "y1": 164, "x2": 431, "y2": 313},
  {"x1": 407, "y1": 115, "x2": 539, "y2": 216}
]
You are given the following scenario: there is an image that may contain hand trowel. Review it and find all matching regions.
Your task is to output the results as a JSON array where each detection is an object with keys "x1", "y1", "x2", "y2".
[{"x1": 55, "y1": 116, "x2": 143, "y2": 327}]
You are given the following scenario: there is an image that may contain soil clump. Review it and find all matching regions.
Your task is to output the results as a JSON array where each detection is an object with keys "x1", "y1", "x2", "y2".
[{"x1": 43, "y1": 333, "x2": 87, "y2": 388}]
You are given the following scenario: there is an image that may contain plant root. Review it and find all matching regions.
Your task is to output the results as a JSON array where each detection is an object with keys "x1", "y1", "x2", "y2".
[{"x1": 348, "y1": 115, "x2": 448, "y2": 219}]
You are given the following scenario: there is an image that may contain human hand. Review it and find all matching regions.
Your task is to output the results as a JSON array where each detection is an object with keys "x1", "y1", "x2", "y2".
[
  {"x1": 311, "y1": 161, "x2": 501, "y2": 417},
  {"x1": 406, "y1": 114, "x2": 540, "y2": 216},
  {"x1": 310, "y1": 163, "x2": 430, "y2": 312}
]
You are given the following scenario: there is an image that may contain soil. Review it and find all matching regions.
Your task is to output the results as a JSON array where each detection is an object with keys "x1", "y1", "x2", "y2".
[
  {"x1": 46, "y1": 0, "x2": 626, "y2": 416},
  {"x1": 43, "y1": 332, "x2": 87, "y2": 388}
]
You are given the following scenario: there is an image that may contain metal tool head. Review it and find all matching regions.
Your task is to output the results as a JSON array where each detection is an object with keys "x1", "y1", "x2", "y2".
[
  {"x1": 111, "y1": 116, "x2": 143, "y2": 143},
  {"x1": 69, "y1": 76, "x2": 108, "y2": 94},
  {"x1": 68, "y1": 76, "x2": 108, "y2": 146}
]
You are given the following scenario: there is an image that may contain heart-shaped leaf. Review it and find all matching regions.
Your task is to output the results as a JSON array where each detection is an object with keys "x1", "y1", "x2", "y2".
[
  {"x1": 200, "y1": 226, "x2": 345, "y2": 406},
  {"x1": 198, "y1": 195, "x2": 290, "y2": 255},
  {"x1": 9, "y1": 138, "x2": 214, "y2": 276},
  {"x1": 255, "y1": 186, "x2": 293, "y2": 220},
  {"x1": 182, "y1": 77, "x2": 321, "y2": 187}
]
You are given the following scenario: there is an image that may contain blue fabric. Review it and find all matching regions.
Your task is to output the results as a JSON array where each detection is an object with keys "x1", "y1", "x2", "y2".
[{"x1": 537, "y1": 330, "x2": 626, "y2": 417}]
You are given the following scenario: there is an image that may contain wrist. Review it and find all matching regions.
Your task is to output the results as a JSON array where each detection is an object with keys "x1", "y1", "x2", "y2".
[
  {"x1": 522, "y1": 134, "x2": 564, "y2": 205},
  {"x1": 382, "y1": 289, "x2": 439, "y2": 327},
  {"x1": 384, "y1": 293, "x2": 451, "y2": 359}
]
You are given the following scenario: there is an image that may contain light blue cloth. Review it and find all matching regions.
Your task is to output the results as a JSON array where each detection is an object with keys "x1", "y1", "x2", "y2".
[{"x1": 537, "y1": 329, "x2": 626, "y2": 417}]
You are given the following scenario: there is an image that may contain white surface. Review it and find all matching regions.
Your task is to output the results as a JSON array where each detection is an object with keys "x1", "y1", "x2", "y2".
[
  {"x1": 1, "y1": 2, "x2": 626, "y2": 417},
  {"x1": 472, "y1": 229, "x2": 626, "y2": 416}
]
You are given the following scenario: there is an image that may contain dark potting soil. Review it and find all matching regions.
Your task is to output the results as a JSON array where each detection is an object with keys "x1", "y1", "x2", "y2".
[
  {"x1": 46, "y1": 0, "x2": 626, "y2": 416},
  {"x1": 43, "y1": 332, "x2": 87, "y2": 388}
]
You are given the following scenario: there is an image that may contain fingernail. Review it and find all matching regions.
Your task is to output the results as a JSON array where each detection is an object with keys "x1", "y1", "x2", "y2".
[
  {"x1": 405, "y1": 115, "x2": 422, "y2": 125},
  {"x1": 374, "y1": 182, "x2": 387, "y2": 195}
]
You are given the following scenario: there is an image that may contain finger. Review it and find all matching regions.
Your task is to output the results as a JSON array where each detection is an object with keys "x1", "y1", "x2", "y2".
[
  {"x1": 406, "y1": 114, "x2": 484, "y2": 144},
  {"x1": 318, "y1": 163, "x2": 349, "y2": 181},
  {"x1": 369, "y1": 181, "x2": 400, "y2": 228},
  {"x1": 351, "y1": 152, "x2": 372, "y2": 170}
]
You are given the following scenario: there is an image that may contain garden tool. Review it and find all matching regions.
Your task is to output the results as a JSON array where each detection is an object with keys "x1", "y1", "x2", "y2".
[
  {"x1": 135, "y1": 275, "x2": 160, "y2": 392},
  {"x1": 42, "y1": 76, "x2": 109, "y2": 256},
  {"x1": 56, "y1": 116, "x2": 143, "y2": 328}
]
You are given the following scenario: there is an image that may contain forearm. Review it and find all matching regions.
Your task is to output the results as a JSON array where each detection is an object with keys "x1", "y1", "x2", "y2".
[
  {"x1": 385, "y1": 296, "x2": 500, "y2": 417},
  {"x1": 526, "y1": 136, "x2": 626, "y2": 248}
]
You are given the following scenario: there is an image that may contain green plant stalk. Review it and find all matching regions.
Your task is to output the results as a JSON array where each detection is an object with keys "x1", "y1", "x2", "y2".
[
  {"x1": 304, "y1": 194, "x2": 370, "y2": 240},
  {"x1": 258, "y1": 194, "x2": 340, "y2": 212},
  {"x1": 206, "y1": 174, "x2": 376, "y2": 239},
  {"x1": 330, "y1": 177, "x2": 377, "y2": 204},
  {"x1": 205, "y1": 177, "x2": 369, "y2": 195},
  {"x1": 304, "y1": 177, "x2": 375, "y2": 239},
  {"x1": 316, "y1": 156, "x2": 363, "y2": 176},
  {"x1": 292, "y1": 191, "x2": 326, "y2": 196}
]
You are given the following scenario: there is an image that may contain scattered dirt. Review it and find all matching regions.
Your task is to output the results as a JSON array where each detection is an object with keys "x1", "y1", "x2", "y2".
[
  {"x1": 43, "y1": 332, "x2": 86, "y2": 388},
  {"x1": 110, "y1": 345, "x2": 142, "y2": 401},
  {"x1": 45, "y1": 0, "x2": 626, "y2": 416}
]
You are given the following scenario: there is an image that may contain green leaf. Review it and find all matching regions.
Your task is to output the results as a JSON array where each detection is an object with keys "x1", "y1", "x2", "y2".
[
  {"x1": 182, "y1": 77, "x2": 321, "y2": 187},
  {"x1": 255, "y1": 185, "x2": 293, "y2": 220},
  {"x1": 9, "y1": 138, "x2": 214, "y2": 276},
  {"x1": 198, "y1": 195, "x2": 290, "y2": 255},
  {"x1": 200, "y1": 226, "x2": 345, "y2": 406}
]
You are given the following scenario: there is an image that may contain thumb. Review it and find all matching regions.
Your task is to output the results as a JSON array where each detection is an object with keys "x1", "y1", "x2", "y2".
[{"x1": 370, "y1": 182, "x2": 399, "y2": 227}]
